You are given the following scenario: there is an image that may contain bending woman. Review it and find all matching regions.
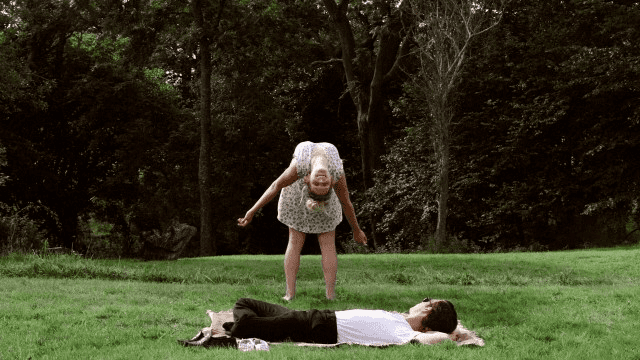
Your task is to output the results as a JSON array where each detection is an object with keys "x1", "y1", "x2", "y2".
[{"x1": 237, "y1": 141, "x2": 367, "y2": 300}]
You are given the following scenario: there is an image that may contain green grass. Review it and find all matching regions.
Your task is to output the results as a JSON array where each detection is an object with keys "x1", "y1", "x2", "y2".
[{"x1": 1, "y1": 245, "x2": 639, "y2": 359}]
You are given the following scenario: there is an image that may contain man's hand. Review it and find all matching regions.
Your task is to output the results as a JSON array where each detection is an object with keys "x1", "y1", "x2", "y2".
[
  {"x1": 237, "y1": 211, "x2": 254, "y2": 227},
  {"x1": 353, "y1": 228, "x2": 367, "y2": 245}
]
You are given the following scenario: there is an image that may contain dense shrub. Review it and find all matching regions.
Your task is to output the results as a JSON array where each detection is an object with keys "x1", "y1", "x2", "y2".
[
  {"x1": 0, "y1": 202, "x2": 50, "y2": 255},
  {"x1": 363, "y1": 122, "x2": 439, "y2": 252}
]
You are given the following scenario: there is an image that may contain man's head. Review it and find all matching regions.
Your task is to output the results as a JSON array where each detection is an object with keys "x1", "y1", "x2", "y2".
[{"x1": 410, "y1": 298, "x2": 458, "y2": 334}]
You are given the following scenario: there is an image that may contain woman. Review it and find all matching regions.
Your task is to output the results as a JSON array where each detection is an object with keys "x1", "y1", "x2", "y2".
[{"x1": 237, "y1": 141, "x2": 367, "y2": 300}]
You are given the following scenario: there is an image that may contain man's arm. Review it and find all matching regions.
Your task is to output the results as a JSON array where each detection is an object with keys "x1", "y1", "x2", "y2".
[{"x1": 413, "y1": 332, "x2": 453, "y2": 345}]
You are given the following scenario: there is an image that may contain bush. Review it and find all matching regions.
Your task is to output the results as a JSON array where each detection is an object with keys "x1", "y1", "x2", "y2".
[
  {"x1": 0, "y1": 202, "x2": 49, "y2": 255},
  {"x1": 76, "y1": 217, "x2": 142, "y2": 259},
  {"x1": 363, "y1": 123, "x2": 436, "y2": 253}
]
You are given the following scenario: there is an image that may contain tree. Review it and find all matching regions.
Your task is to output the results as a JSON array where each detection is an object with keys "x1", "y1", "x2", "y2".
[
  {"x1": 0, "y1": 0, "x2": 100, "y2": 246},
  {"x1": 0, "y1": 0, "x2": 189, "y2": 251},
  {"x1": 451, "y1": 0, "x2": 640, "y2": 249},
  {"x1": 320, "y1": 0, "x2": 411, "y2": 249},
  {"x1": 367, "y1": 0, "x2": 639, "y2": 252},
  {"x1": 94, "y1": 0, "x2": 343, "y2": 256},
  {"x1": 405, "y1": 0, "x2": 503, "y2": 249},
  {"x1": 192, "y1": 0, "x2": 227, "y2": 256},
  {"x1": 100, "y1": 0, "x2": 226, "y2": 256}
]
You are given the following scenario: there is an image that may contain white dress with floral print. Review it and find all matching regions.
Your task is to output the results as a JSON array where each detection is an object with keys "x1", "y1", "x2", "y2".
[{"x1": 277, "y1": 142, "x2": 345, "y2": 234}]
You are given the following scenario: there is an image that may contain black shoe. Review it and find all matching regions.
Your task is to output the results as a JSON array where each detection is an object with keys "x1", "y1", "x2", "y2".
[
  {"x1": 178, "y1": 328, "x2": 210, "y2": 347},
  {"x1": 187, "y1": 330, "x2": 207, "y2": 342},
  {"x1": 178, "y1": 328, "x2": 238, "y2": 349},
  {"x1": 201, "y1": 336, "x2": 237, "y2": 348}
]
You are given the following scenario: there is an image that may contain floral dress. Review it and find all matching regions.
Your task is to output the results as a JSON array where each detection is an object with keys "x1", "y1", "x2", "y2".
[{"x1": 277, "y1": 142, "x2": 345, "y2": 234}]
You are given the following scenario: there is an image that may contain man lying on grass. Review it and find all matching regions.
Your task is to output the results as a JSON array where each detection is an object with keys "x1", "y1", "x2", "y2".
[{"x1": 220, "y1": 297, "x2": 458, "y2": 346}]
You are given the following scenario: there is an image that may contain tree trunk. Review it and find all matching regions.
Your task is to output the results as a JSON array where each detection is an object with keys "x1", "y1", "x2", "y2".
[
  {"x1": 321, "y1": 0, "x2": 409, "y2": 250},
  {"x1": 357, "y1": 87, "x2": 388, "y2": 249},
  {"x1": 198, "y1": 39, "x2": 215, "y2": 256},
  {"x1": 193, "y1": 0, "x2": 215, "y2": 256},
  {"x1": 59, "y1": 205, "x2": 79, "y2": 250},
  {"x1": 407, "y1": 0, "x2": 504, "y2": 252},
  {"x1": 355, "y1": 109, "x2": 380, "y2": 249},
  {"x1": 434, "y1": 138, "x2": 450, "y2": 251}
]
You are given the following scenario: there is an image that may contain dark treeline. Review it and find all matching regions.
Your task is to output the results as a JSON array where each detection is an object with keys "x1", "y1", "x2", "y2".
[{"x1": 1, "y1": 0, "x2": 638, "y2": 257}]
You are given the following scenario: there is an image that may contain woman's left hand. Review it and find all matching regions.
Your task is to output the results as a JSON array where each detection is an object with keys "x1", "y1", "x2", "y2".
[{"x1": 353, "y1": 228, "x2": 367, "y2": 245}]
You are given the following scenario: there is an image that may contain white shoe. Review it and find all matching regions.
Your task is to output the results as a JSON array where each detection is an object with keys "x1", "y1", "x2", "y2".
[
  {"x1": 238, "y1": 338, "x2": 255, "y2": 351},
  {"x1": 237, "y1": 338, "x2": 270, "y2": 351}
]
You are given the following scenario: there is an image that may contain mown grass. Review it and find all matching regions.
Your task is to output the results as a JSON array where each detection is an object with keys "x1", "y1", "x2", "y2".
[{"x1": 1, "y1": 245, "x2": 639, "y2": 359}]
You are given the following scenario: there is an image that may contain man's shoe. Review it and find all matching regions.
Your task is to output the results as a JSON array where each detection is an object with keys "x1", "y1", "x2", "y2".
[
  {"x1": 187, "y1": 329, "x2": 207, "y2": 342},
  {"x1": 178, "y1": 327, "x2": 238, "y2": 348},
  {"x1": 200, "y1": 336, "x2": 238, "y2": 348},
  {"x1": 178, "y1": 335, "x2": 237, "y2": 349}
]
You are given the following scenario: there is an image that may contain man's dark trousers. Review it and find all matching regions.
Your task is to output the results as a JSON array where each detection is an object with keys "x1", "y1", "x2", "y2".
[{"x1": 228, "y1": 298, "x2": 337, "y2": 344}]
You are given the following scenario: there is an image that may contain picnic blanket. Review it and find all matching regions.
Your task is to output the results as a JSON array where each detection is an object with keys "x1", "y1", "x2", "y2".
[{"x1": 200, "y1": 309, "x2": 485, "y2": 347}]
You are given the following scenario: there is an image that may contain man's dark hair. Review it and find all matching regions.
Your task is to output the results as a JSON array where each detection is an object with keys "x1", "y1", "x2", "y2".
[{"x1": 422, "y1": 300, "x2": 458, "y2": 333}]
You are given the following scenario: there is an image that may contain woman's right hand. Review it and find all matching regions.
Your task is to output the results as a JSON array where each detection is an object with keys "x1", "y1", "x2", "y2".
[
  {"x1": 237, "y1": 211, "x2": 254, "y2": 227},
  {"x1": 353, "y1": 228, "x2": 367, "y2": 245}
]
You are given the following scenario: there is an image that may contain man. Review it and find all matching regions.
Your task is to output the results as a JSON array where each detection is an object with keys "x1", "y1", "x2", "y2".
[{"x1": 222, "y1": 297, "x2": 458, "y2": 346}]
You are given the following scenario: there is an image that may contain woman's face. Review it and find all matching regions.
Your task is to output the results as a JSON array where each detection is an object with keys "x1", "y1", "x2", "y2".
[{"x1": 308, "y1": 166, "x2": 332, "y2": 196}]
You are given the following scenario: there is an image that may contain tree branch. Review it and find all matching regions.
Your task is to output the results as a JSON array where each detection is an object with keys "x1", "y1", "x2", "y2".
[
  {"x1": 384, "y1": 31, "x2": 412, "y2": 83},
  {"x1": 321, "y1": 0, "x2": 359, "y2": 103},
  {"x1": 311, "y1": 58, "x2": 344, "y2": 66},
  {"x1": 338, "y1": 0, "x2": 349, "y2": 13}
]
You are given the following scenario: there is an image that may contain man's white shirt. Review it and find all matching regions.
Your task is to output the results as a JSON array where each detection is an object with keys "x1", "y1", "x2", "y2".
[{"x1": 335, "y1": 309, "x2": 422, "y2": 346}]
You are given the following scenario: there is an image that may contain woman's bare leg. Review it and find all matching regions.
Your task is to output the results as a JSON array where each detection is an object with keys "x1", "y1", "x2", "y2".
[
  {"x1": 283, "y1": 227, "x2": 306, "y2": 301},
  {"x1": 318, "y1": 230, "x2": 337, "y2": 300}
]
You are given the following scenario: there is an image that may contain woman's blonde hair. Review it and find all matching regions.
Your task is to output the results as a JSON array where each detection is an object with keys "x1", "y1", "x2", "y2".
[{"x1": 300, "y1": 184, "x2": 332, "y2": 215}]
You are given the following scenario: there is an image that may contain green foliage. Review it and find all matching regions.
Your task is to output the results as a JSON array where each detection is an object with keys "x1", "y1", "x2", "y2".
[
  {"x1": 0, "y1": 203, "x2": 51, "y2": 255},
  {"x1": 87, "y1": 218, "x2": 114, "y2": 236},
  {"x1": 2, "y1": 0, "x2": 639, "y2": 256},
  {"x1": 1, "y1": 0, "x2": 191, "y2": 251},
  {"x1": 453, "y1": 0, "x2": 640, "y2": 249},
  {"x1": 367, "y1": 0, "x2": 640, "y2": 252},
  {"x1": 0, "y1": 28, "x2": 51, "y2": 115},
  {"x1": 67, "y1": 32, "x2": 129, "y2": 62},
  {"x1": 364, "y1": 120, "x2": 435, "y2": 251},
  {"x1": 143, "y1": 67, "x2": 178, "y2": 97}
]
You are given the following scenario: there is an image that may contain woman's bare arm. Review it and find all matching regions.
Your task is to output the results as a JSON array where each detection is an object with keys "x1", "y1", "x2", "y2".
[
  {"x1": 237, "y1": 160, "x2": 298, "y2": 227},
  {"x1": 334, "y1": 174, "x2": 367, "y2": 245}
]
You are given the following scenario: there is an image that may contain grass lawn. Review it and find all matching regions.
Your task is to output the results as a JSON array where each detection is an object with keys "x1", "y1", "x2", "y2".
[{"x1": 1, "y1": 245, "x2": 639, "y2": 359}]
